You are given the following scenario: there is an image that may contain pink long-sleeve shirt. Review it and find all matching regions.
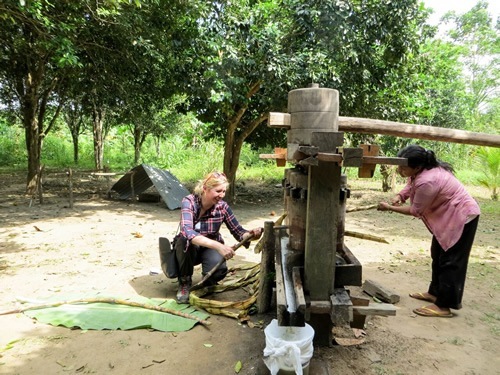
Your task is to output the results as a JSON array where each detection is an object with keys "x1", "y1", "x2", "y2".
[{"x1": 398, "y1": 167, "x2": 480, "y2": 251}]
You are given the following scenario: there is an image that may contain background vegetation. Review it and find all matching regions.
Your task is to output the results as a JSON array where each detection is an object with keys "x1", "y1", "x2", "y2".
[{"x1": 0, "y1": 0, "x2": 498, "y2": 200}]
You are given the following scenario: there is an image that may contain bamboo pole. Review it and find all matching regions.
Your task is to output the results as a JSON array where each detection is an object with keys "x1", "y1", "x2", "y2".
[{"x1": 344, "y1": 230, "x2": 389, "y2": 244}]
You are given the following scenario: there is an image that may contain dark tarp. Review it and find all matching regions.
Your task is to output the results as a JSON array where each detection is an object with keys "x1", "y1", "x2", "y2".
[{"x1": 109, "y1": 164, "x2": 189, "y2": 210}]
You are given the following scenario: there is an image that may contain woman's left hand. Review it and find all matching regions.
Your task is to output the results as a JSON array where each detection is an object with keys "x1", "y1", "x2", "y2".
[{"x1": 377, "y1": 202, "x2": 391, "y2": 211}]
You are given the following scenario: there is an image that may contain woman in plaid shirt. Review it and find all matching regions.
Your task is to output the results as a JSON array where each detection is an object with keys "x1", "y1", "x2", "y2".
[{"x1": 173, "y1": 171, "x2": 263, "y2": 303}]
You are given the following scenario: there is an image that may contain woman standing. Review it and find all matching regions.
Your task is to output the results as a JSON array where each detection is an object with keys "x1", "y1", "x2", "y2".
[
  {"x1": 173, "y1": 171, "x2": 262, "y2": 304},
  {"x1": 378, "y1": 145, "x2": 480, "y2": 317}
]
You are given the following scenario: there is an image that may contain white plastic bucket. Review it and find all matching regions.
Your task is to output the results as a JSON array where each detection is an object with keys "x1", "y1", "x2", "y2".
[{"x1": 263, "y1": 319, "x2": 315, "y2": 375}]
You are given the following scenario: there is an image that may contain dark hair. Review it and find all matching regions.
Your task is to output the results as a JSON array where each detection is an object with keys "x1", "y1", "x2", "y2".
[{"x1": 397, "y1": 145, "x2": 454, "y2": 173}]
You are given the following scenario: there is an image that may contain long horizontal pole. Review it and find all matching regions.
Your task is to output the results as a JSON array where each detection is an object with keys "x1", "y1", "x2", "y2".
[{"x1": 339, "y1": 117, "x2": 500, "y2": 148}]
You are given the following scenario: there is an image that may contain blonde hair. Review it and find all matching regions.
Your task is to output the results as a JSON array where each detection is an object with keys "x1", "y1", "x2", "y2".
[{"x1": 193, "y1": 171, "x2": 229, "y2": 196}]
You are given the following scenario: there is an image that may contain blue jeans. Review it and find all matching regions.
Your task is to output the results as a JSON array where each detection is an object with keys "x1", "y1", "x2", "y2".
[{"x1": 174, "y1": 234, "x2": 227, "y2": 284}]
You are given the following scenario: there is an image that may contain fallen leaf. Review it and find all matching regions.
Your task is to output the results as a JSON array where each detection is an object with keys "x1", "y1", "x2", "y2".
[
  {"x1": 131, "y1": 232, "x2": 143, "y2": 238},
  {"x1": 234, "y1": 360, "x2": 242, "y2": 373},
  {"x1": 34, "y1": 226, "x2": 43, "y2": 232},
  {"x1": 203, "y1": 343, "x2": 213, "y2": 348}
]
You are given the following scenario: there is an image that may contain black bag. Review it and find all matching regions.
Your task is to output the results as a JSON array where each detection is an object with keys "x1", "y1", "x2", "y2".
[{"x1": 159, "y1": 236, "x2": 178, "y2": 279}]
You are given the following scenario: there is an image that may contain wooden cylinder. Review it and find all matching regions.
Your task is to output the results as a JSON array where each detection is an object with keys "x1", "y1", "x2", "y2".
[
  {"x1": 287, "y1": 86, "x2": 339, "y2": 146},
  {"x1": 288, "y1": 87, "x2": 339, "y2": 114},
  {"x1": 290, "y1": 112, "x2": 338, "y2": 130}
]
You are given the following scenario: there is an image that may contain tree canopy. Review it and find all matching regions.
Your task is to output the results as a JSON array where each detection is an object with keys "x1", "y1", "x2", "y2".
[{"x1": 0, "y1": 0, "x2": 498, "y2": 201}]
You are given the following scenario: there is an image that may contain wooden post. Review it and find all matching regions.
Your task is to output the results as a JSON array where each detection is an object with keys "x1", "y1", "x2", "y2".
[
  {"x1": 130, "y1": 170, "x2": 136, "y2": 202},
  {"x1": 257, "y1": 221, "x2": 276, "y2": 314},
  {"x1": 67, "y1": 168, "x2": 74, "y2": 209}
]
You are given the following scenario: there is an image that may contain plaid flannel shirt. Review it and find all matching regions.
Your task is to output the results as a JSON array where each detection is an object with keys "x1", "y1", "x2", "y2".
[{"x1": 179, "y1": 194, "x2": 247, "y2": 246}]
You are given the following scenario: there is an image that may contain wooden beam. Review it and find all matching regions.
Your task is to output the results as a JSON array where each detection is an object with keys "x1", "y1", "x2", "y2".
[
  {"x1": 292, "y1": 267, "x2": 306, "y2": 314},
  {"x1": 269, "y1": 112, "x2": 291, "y2": 128},
  {"x1": 257, "y1": 221, "x2": 276, "y2": 314},
  {"x1": 339, "y1": 117, "x2": 500, "y2": 148},
  {"x1": 362, "y1": 156, "x2": 407, "y2": 166},
  {"x1": 316, "y1": 152, "x2": 343, "y2": 163}
]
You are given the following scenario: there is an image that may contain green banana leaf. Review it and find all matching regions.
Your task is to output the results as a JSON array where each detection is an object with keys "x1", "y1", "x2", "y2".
[{"x1": 22, "y1": 295, "x2": 209, "y2": 332}]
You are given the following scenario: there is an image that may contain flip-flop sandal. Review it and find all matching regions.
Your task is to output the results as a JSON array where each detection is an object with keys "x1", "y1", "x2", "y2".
[
  {"x1": 413, "y1": 306, "x2": 454, "y2": 318},
  {"x1": 409, "y1": 292, "x2": 436, "y2": 303}
]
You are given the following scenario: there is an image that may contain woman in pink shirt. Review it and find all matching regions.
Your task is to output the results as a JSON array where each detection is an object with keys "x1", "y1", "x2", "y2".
[{"x1": 378, "y1": 145, "x2": 480, "y2": 317}]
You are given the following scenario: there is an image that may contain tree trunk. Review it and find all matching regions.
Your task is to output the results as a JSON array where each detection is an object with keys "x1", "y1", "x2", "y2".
[
  {"x1": 133, "y1": 124, "x2": 142, "y2": 165},
  {"x1": 223, "y1": 125, "x2": 243, "y2": 204},
  {"x1": 24, "y1": 108, "x2": 41, "y2": 196},
  {"x1": 71, "y1": 130, "x2": 80, "y2": 164},
  {"x1": 222, "y1": 81, "x2": 265, "y2": 204},
  {"x1": 380, "y1": 164, "x2": 395, "y2": 192},
  {"x1": 22, "y1": 72, "x2": 44, "y2": 196},
  {"x1": 92, "y1": 105, "x2": 105, "y2": 171}
]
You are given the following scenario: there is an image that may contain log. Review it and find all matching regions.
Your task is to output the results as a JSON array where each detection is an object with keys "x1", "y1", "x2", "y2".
[{"x1": 339, "y1": 117, "x2": 500, "y2": 148}]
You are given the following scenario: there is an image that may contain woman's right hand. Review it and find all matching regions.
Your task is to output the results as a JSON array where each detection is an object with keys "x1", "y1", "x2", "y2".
[
  {"x1": 390, "y1": 195, "x2": 402, "y2": 206},
  {"x1": 218, "y1": 244, "x2": 236, "y2": 260}
]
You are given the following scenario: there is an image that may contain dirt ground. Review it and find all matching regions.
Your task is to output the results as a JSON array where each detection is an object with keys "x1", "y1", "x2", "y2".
[{"x1": 0, "y1": 170, "x2": 498, "y2": 375}]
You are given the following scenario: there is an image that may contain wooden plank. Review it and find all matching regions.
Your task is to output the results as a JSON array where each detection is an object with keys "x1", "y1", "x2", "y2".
[
  {"x1": 362, "y1": 156, "x2": 408, "y2": 166},
  {"x1": 359, "y1": 144, "x2": 379, "y2": 178},
  {"x1": 304, "y1": 160, "x2": 341, "y2": 299},
  {"x1": 259, "y1": 153, "x2": 284, "y2": 160},
  {"x1": 350, "y1": 295, "x2": 370, "y2": 329},
  {"x1": 308, "y1": 300, "x2": 331, "y2": 314},
  {"x1": 275, "y1": 228, "x2": 289, "y2": 326},
  {"x1": 269, "y1": 112, "x2": 291, "y2": 128},
  {"x1": 311, "y1": 132, "x2": 344, "y2": 152},
  {"x1": 340, "y1": 147, "x2": 363, "y2": 167},
  {"x1": 292, "y1": 267, "x2": 306, "y2": 314},
  {"x1": 316, "y1": 152, "x2": 343, "y2": 163},
  {"x1": 330, "y1": 288, "x2": 353, "y2": 325},
  {"x1": 352, "y1": 304, "x2": 397, "y2": 316},
  {"x1": 362, "y1": 279, "x2": 401, "y2": 304},
  {"x1": 257, "y1": 221, "x2": 276, "y2": 314},
  {"x1": 298, "y1": 157, "x2": 318, "y2": 167},
  {"x1": 297, "y1": 145, "x2": 319, "y2": 156},
  {"x1": 339, "y1": 116, "x2": 500, "y2": 148}
]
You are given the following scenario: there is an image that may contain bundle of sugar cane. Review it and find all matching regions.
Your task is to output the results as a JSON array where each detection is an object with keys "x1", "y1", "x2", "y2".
[
  {"x1": 189, "y1": 263, "x2": 260, "y2": 319},
  {"x1": 344, "y1": 230, "x2": 389, "y2": 243}
]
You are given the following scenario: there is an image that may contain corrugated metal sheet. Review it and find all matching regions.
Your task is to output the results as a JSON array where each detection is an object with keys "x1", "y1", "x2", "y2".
[{"x1": 109, "y1": 164, "x2": 189, "y2": 210}]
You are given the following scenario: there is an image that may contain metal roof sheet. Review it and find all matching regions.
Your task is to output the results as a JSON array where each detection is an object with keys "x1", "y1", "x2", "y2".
[{"x1": 109, "y1": 164, "x2": 189, "y2": 210}]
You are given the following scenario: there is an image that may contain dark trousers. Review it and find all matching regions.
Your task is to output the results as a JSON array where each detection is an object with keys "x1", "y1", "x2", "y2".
[
  {"x1": 174, "y1": 234, "x2": 228, "y2": 284},
  {"x1": 429, "y1": 216, "x2": 479, "y2": 310}
]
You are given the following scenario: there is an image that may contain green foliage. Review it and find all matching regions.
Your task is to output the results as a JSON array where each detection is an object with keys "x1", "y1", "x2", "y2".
[
  {"x1": 0, "y1": 120, "x2": 25, "y2": 168},
  {"x1": 475, "y1": 147, "x2": 499, "y2": 200},
  {"x1": 23, "y1": 294, "x2": 209, "y2": 332}
]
